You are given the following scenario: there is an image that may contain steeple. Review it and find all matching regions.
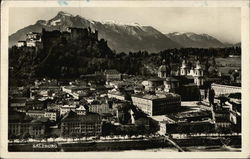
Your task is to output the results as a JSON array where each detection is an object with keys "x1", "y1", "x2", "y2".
[
  {"x1": 194, "y1": 60, "x2": 204, "y2": 86},
  {"x1": 180, "y1": 59, "x2": 188, "y2": 76}
]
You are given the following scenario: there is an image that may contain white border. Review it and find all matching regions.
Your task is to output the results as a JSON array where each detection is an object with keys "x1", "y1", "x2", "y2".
[{"x1": 1, "y1": 1, "x2": 250, "y2": 158}]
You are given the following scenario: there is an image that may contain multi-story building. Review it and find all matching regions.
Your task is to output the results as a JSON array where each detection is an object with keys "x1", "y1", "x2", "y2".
[
  {"x1": 211, "y1": 83, "x2": 241, "y2": 96},
  {"x1": 29, "y1": 119, "x2": 47, "y2": 138},
  {"x1": 26, "y1": 32, "x2": 42, "y2": 47},
  {"x1": 88, "y1": 102, "x2": 113, "y2": 115},
  {"x1": 44, "y1": 111, "x2": 58, "y2": 121},
  {"x1": 26, "y1": 99, "x2": 46, "y2": 110},
  {"x1": 60, "y1": 111, "x2": 102, "y2": 137},
  {"x1": 107, "y1": 91, "x2": 127, "y2": 101},
  {"x1": 158, "y1": 110, "x2": 214, "y2": 135},
  {"x1": 61, "y1": 86, "x2": 90, "y2": 99},
  {"x1": 9, "y1": 111, "x2": 48, "y2": 138},
  {"x1": 26, "y1": 110, "x2": 45, "y2": 119},
  {"x1": 60, "y1": 105, "x2": 76, "y2": 116},
  {"x1": 159, "y1": 120, "x2": 215, "y2": 135},
  {"x1": 213, "y1": 109, "x2": 231, "y2": 129},
  {"x1": 9, "y1": 97, "x2": 27, "y2": 112},
  {"x1": 62, "y1": 85, "x2": 89, "y2": 94},
  {"x1": 131, "y1": 93, "x2": 181, "y2": 116},
  {"x1": 227, "y1": 98, "x2": 241, "y2": 132},
  {"x1": 9, "y1": 111, "x2": 31, "y2": 136},
  {"x1": 104, "y1": 69, "x2": 122, "y2": 81}
]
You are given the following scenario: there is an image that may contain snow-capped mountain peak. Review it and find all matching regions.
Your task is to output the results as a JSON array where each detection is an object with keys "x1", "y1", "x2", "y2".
[
  {"x1": 99, "y1": 20, "x2": 144, "y2": 27},
  {"x1": 57, "y1": 11, "x2": 73, "y2": 17},
  {"x1": 50, "y1": 19, "x2": 61, "y2": 26},
  {"x1": 10, "y1": 11, "x2": 230, "y2": 52},
  {"x1": 165, "y1": 32, "x2": 225, "y2": 48}
]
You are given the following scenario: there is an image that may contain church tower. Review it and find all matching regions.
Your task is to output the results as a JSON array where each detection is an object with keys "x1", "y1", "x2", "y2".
[
  {"x1": 194, "y1": 60, "x2": 204, "y2": 86},
  {"x1": 180, "y1": 59, "x2": 188, "y2": 76}
]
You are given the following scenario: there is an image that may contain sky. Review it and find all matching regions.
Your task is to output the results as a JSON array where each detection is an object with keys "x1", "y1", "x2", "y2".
[{"x1": 9, "y1": 7, "x2": 241, "y2": 43}]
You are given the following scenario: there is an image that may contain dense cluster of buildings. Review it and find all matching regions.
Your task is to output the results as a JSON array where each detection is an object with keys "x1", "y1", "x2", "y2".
[{"x1": 10, "y1": 31, "x2": 242, "y2": 141}]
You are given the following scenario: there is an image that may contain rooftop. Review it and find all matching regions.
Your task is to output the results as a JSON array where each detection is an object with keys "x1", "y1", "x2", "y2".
[
  {"x1": 10, "y1": 97, "x2": 27, "y2": 104},
  {"x1": 61, "y1": 105, "x2": 76, "y2": 108},
  {"x1": 27, "y1": 110, "x2": 45, "y2": 113},
  {"x1": 172, "y1": 111, "x2": 211, "y2": 119},
  {"x1": 108, "y1": 91, "x2": 125, "y2": 96},
  {"x1": 132, "y1": 93, "x2": 180, "y2": 100},
  {"x1": 76, "y1": 105, "x2": 86, "y2": 111},
  {"x1": 61, "y1": 111, "x2": 101, "y2": 122},
  {"x1": 63, "y1": 85, "x2": 89, "y2": 90},
  {"x1": 104, "y1": 69, "x2": 120, "y2": 74}
]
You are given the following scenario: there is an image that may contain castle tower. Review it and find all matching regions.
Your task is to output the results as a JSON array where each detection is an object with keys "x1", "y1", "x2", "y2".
[
  {"x1": 158, "y1": 59, "x2": 170, "y2": 78},
  {"x1": 194, "y1": 60, "x2": 204, "y2": 86},
  {"x1": 180, "y1": 59, "x2": 188, "y2": 76}
]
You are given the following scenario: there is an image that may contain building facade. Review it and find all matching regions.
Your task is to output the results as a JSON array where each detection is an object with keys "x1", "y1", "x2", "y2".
[
  {"x1": 104, "y1": 69, "x2": 122, "y2": 81},
  {"x1": 26, "y1": 110, "x2": 45, "y2": 119},
  {"x1": 44, "y1": 111, "x2": 58, "y2": 121},
  {"x1": 60, "y1": 105, "x2": 76, "y2": 116},
  {"x1": 131, "y1": 93, "x2": 181, "y2": 116},
  {"x1": 107, "y1": 91, "x2": 126, "y2": 101},
  {"x1": 9, "y1": 111, "x2": 47, "y2": 138},
  {"x1": 26, "y1": 32, "x2": 42, "y2": 47},
  {"x1": 88, "y1": 102, "x2": 114, "y2": 115},
  {"x1": 60, "y1": 111, "x2": 102, "y2": 137},
  {"x1": 211, "y1": 83, "x2": 241, "y2": 96}
]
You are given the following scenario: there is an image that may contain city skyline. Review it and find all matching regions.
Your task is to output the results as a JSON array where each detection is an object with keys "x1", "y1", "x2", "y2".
[{"x1": 9, "y1": 7, "x2": 241, "y2": 44}]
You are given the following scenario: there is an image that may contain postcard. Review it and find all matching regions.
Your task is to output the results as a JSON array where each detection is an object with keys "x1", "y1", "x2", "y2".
[{"x1": 1, "y1": 0, "x2": 249, "y2": 158}]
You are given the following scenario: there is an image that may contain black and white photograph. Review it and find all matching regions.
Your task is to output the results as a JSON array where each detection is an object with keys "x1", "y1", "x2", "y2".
[{"x1": 1, "y1": 0, "x2": 250, "y2": 158}]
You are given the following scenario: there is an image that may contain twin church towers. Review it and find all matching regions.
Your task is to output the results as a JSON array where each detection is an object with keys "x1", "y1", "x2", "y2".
[{"x1": 158, "y1": 58, "x2": 204, "y2": 87}]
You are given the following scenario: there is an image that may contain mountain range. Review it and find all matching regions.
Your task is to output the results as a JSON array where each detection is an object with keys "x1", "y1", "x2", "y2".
[{"x1": 9, "y1": 11, "x2": 240, "y2": 53}]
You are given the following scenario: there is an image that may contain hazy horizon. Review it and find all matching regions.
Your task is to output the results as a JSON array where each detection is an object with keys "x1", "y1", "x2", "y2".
[{"x1": 9, "y1": 7, "x2": 241, "y2": 44}]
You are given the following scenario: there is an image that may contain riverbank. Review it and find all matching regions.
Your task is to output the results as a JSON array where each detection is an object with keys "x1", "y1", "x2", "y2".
[
  {"x1": 8, "y1": 136, "x2": 241, "y2": 152},
  {"x1": 8, "y1": 138, "x2": 173, "y2": 152}
]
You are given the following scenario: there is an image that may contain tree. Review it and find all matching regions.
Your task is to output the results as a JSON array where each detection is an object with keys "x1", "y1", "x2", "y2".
[
  {"x1": 70, "y1": 132, "x2": 77, "y2": 142},
  {"x1": 44, "y1": 134, "x2": 50, "y2": 142},
  {"x1": 77, "y1": 133, "x2": 84, "y2": 142},
  {"x1": 208, "y1": 88, "x2": 215, "y2": 106},
  {"x1": 51, "y1": 134, "x2": 58, "y2": 142},
  {"x1": 21, "y1": 132, "x2": 30, "y2": 141},
  {"x1": 38, "y1": 134, "x2": 45, "y2": 142},
  {"x1": 8, "y1": 133, "x2": 16, "y2": 143},
  {"x1": 62, "y1": 131, "x2": 69, "y2": 141}
]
